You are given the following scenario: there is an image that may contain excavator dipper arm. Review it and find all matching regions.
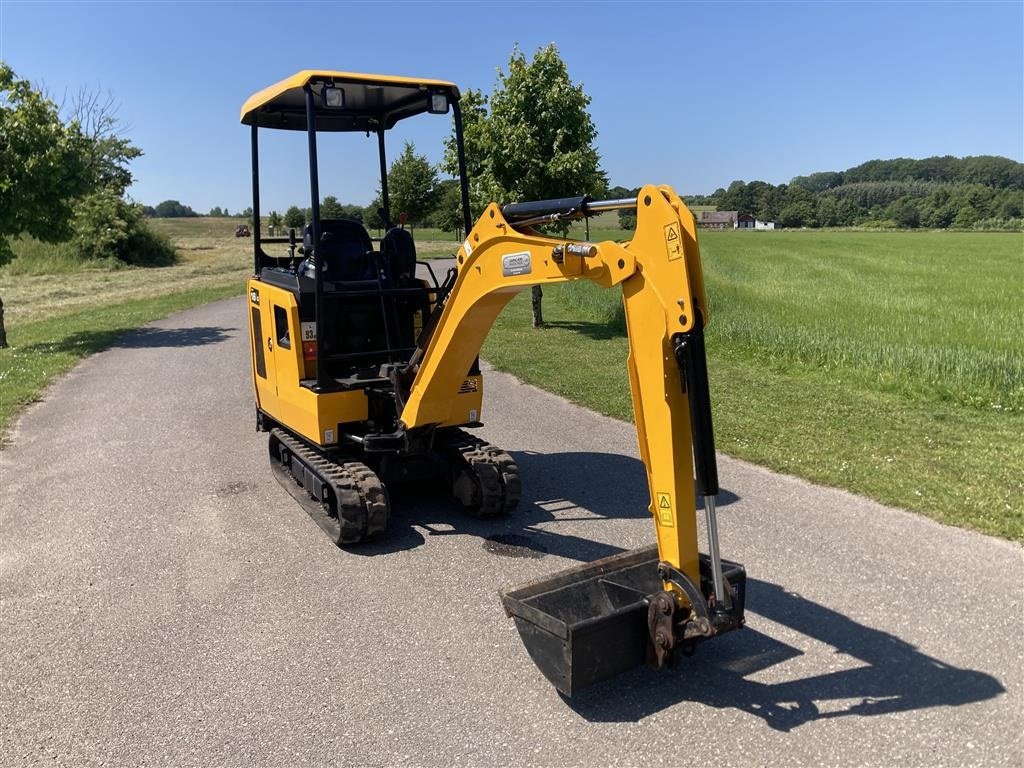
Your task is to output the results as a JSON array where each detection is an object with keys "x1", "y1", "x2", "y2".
[{"x1": 400, "y1": 185, "x2": 745, "y2": 694}]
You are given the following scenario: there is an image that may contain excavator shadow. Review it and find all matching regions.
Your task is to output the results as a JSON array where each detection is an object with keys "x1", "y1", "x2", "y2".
[
  {"x1": 564, "y1": 578, "x2": 1005, "y2": 730},
  {"x1": 354, "y1": 450, "x2": 740, "y2": 560}
]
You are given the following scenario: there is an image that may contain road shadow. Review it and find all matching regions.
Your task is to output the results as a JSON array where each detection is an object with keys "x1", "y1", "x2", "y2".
[
  {"x1": 353, "y1": 450, "x2": 739, "y2": 560},
  {"x1": 564, "y1": 578, "x2": 1005, "y2": 730},
  {"x1": 22, "y1": 326, "x2": 232, "y2": 355}
]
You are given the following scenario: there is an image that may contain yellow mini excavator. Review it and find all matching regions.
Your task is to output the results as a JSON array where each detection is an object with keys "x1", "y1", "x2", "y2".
[{"x1": 241, "y1": 71, "x2": 745, "y2": 695}]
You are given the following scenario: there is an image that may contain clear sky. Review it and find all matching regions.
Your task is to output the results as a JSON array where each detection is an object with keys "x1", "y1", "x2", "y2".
[{"x1": 2, "y1": 1, "x2": 1021, "y2": 213}]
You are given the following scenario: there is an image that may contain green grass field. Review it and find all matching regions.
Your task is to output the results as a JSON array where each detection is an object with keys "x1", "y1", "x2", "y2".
[
  {"x1": 2, "y1": 219, "x2": 1021, "y2": 539},
  {"x1": 482, "y1": 230, "x2": 1023, "y2": 539}
]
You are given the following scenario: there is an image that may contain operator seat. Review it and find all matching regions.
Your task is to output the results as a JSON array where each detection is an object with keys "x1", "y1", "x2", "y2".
[
  {"x1": 379, "y1": 227, "x2": 425, "y2": 348},
  {"x1": 303, "y1": 218, "x2": 376, "y2": 282},
  {"x1": 380, "y1": 227, "x2": 417, "y2": 286}
]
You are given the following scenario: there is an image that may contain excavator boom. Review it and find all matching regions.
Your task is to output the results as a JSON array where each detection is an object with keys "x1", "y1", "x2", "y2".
[{"x1": 400, "y1": 185, "x2": 745, "y2": 694}]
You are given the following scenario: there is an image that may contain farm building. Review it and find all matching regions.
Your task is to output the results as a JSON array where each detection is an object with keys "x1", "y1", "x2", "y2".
[
  {"x1": 754, "y1": 219, "x2": 776, "y2": 230},
  {"x1": 698, "y1": 210, "x2": 738, "y2": 229},
  {"x1": 737, "y1": 214, "x2": 756, "y2": 229}
]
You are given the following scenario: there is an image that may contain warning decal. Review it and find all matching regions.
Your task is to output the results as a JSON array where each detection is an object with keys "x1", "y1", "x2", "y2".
[
  {"x1": 664, "y1": 223, "x2": 682, "y2": 261},
  {"x1": 656, "y1": 491, "x2": 674, "y2": 526}
]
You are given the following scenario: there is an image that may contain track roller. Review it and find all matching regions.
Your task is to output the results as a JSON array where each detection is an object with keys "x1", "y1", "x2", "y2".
[
  {"x1": 268, "y1": 428, "x2": 390, "y2": 545},
  {"x1": 439, "y1": 429, "x2": 521, "y2": 518}
]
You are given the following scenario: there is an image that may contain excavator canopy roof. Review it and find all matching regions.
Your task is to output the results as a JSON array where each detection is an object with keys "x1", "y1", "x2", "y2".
[{"x1": 240, "y1": 70, "x2": 460, "y2": 132}]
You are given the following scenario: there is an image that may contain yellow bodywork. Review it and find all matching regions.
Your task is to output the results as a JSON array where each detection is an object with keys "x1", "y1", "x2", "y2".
[
  {"x1": 240, "y1": 69, "x2": 458, "y2": 123},
  {"x1": 247, "y1": 278, "x2": 483, "y2": 447},
  {"x1": 400, "y1": 184, "x2": 709, "y2": 589},
  {"x1": 246, "y1": 182, "x2": 709, "y2": 591}
]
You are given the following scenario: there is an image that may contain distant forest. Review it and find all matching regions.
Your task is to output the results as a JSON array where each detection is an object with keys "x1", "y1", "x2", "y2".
[
  {"x1": 679, "y1": 155, "x2": 1024, "y2": 230},
  {"x1": 148, "y1": 155, "x2": 1024, "y2": 232}
]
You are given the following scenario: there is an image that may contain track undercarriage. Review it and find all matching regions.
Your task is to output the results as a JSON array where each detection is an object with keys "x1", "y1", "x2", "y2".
[{"x1": 268, "y1": 426, "x2": 521, "y2": 545}]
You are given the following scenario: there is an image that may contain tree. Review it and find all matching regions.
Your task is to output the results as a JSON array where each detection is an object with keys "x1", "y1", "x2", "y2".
[
  {"x1": 58, "y1": 86, "x2": 176, "y2": 266},
  {"x1": 445, "y1": 44, "x2": 606, "y2": 326},
  {"x1": 778, "y1": 201, "x2": 816, "y2": 228},
  {"x1": 154, "y1": 199, "x2": 198, "y2": 217},
  {"x1": 284, "y1": 205, "x2": 305, "y2": 229},
  {"x1": 320, "y1": 196, "x2": 345, "y2": 219},
  {"x1": 267, "y1": 210, "x2": 282, "y2": 234},
  {"x1": 0, "y1": 64, "x2": 93, "y2": 347},
  {"x1": 0, "y1": 64, "x2": 92, "y2": 260},
  {"x1": 363, "y1": 199, "x2": 386, "y2": 232},
  {"x1": 432, "y1": 179, "x2": 466, "y2": 239},
  {"x1": 388, "y1": 141, "x2": 439, "y2": 230}
]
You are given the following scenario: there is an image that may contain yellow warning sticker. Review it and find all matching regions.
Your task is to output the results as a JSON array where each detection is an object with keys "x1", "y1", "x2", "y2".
[
  {"x1": 656, "y1": 491, "x2": 674, "y2": 526},
  {"x1": 664, "y1": 223, "x2": 682, "y2": 261}
]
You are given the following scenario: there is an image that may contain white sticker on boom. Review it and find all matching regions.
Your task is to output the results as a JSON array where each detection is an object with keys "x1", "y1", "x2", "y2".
[
  {"x1": 502, "y1": 251, "x2": 532, "y2": 277},
  {"x1": 463, "y1": 238, "x2": 473, "y2": 256},
  {"x1": 301, "y1": 322, "x2": 317, "y2": 341}
]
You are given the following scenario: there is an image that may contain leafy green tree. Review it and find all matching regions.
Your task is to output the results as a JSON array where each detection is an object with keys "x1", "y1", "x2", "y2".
[
  {"x1": 387, "y1": 141, "x2": 439, "y2": 230},
  {"x1": 337, "y1": 204, "x2": 364, "y2": 223},
  {"x1": 284, "y1": 205, "x2": 305, "y2": 229},
  {"x1": 267, "y1": 210, "x2": 282, "y2": 233},
  {"x1": 888, "y1": 198, "x2": 921, "y2": 229},
  {"x1": 0, "y1": 64, "x2": 92, "y2": 262},
  {"x1": 154, "y1": 199, "x2": 198, "y2": 217},
  {"x1": 445, "y1": 44, "x2": 606, "y2": 325},
  {"x1": 432, "y1": 179, "x2": 466, "y2": 238},
  {"x1": 320, "y1": 196, "x2": 344, "y2": 219},
  {"x1": 779, "y1": 201, "x2": 817, "y2": 228},
  {"x1": 0, "y1": 63, "x2": 94, "y2": 346},
  {"x1": 363, "y1": 199, "x2": 386, "y2": 232},
  {"x1": 61, "y1": 87, "x2": 175, "y2": 265}
]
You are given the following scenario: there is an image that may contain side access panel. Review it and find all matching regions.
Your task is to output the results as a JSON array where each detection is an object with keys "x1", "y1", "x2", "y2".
[{"x1": 247, "y1": 281, "x2": 278, "y2": 416}]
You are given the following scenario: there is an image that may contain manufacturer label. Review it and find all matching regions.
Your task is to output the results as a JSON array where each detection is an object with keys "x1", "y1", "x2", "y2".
[
  {"x1": 656, "y1": 491, "x2": 674, "y2": 526},
  {"x1": 249, "y1": 288, "x2": 260, "y2": 304},
  {"x1": 469, "y1": 409, "x2": 478, "y2": 423},
  {"x1": 502, "y1": 251, "x2": 532, "y2": 277},
  {"x1": 664, "y1": 224, "x2": 682, "y2": 261},
  {"x1": 324, "y1": 428, "x2": 335, "y2": 444},
  {"x1": 301, "y1": 322, "x2": 316, "y2": 341}
]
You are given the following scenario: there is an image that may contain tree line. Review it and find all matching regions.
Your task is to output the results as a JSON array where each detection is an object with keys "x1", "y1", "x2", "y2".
[{"x1": 694, "y1": 156, "x2": 1023, "y2": 230}]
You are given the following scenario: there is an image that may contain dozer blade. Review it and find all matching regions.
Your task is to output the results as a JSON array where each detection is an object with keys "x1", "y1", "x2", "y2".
[{"x1": 500, "y1": 545, "x2": 746, "y2": 696}]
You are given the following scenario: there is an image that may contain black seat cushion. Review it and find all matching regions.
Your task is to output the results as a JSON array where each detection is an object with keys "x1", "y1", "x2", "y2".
[
  {"x1": 380, "y1": 227, "x2": 417, "y2": 287},
  {"x1": 304, "y1": 219, "x2": 375, "y2": 282}
]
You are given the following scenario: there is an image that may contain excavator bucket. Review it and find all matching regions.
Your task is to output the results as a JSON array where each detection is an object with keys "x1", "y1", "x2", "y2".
[{"x1": 500, "y1": 545, "x2": 746, "y2": 696}]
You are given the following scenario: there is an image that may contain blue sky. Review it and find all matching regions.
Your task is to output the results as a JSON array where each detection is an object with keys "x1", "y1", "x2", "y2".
[{"x1": 2, "y1": 1, "x2": 1021, "y2": 213}]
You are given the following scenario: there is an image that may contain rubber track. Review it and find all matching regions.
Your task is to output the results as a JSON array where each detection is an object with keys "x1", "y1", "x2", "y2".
[
  {"x1": 270, "y1": 428, "x2": 389, "y2": 544},
  {"x1": 442, "y1": 429, "x2": 522, "y2": 518}
]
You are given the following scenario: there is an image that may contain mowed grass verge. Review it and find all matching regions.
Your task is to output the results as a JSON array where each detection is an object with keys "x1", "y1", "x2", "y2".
[
  {"x1": 0, "y1": 218, "x2": 252, "y2": 437},
  {"x1": 482, "y1": 230, "x2": 1023, "y2": 540},
  {"x1": 0, "y1": 217, "x2": 462, "y2": 438}
]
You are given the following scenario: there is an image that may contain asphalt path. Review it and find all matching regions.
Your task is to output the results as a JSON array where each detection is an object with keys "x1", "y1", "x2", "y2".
[{"x1": 2, "y1": 293, "x2": 1021, "y2": 767}]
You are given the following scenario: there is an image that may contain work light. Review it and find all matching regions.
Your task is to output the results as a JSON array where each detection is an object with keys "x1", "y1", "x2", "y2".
[
  {"x1": 429, "y1": 93, "x2": 449, "y2": 114},
  {"x1": 324, "y1": 87, "x2": 345, "y2": 108}
]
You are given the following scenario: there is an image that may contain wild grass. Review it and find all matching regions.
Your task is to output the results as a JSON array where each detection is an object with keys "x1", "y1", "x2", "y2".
[{"x1": 482, "y1": 229, "x2": 1024, "y2": 540}]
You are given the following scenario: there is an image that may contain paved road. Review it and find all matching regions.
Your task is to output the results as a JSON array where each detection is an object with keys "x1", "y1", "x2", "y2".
[{"x1": 2, "y1": 296, "x2": 1021, "y2": 767}]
